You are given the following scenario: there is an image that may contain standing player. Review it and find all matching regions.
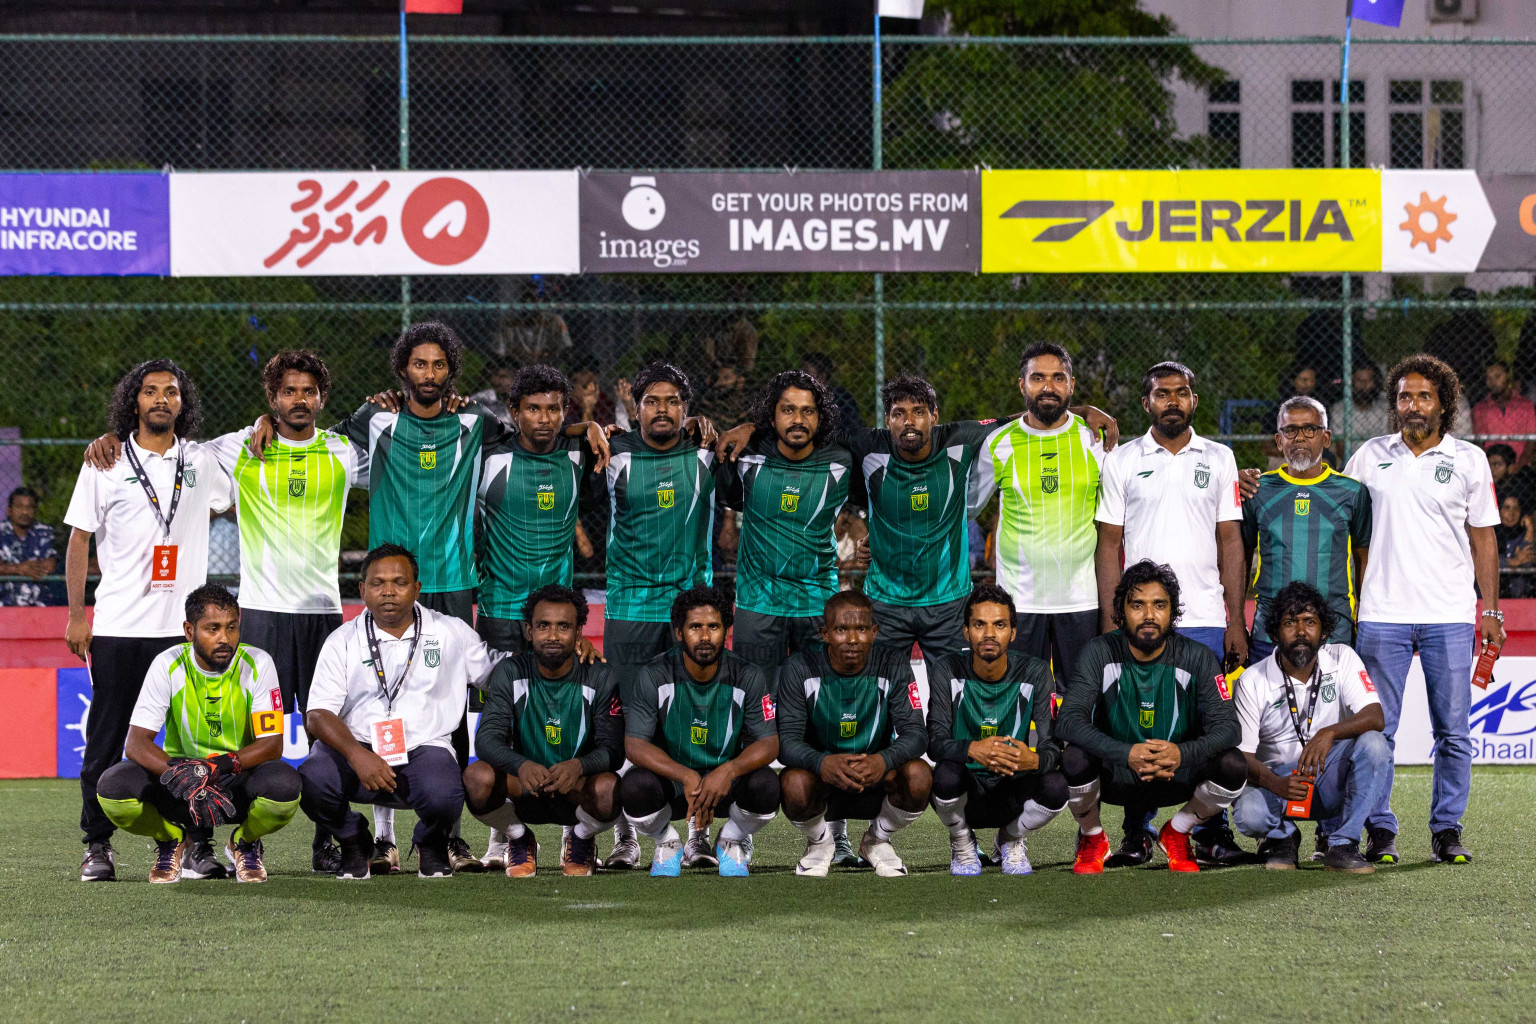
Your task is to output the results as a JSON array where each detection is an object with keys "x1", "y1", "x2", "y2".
[
  {"x1": 466, "y1": 585, "x2": 622, "y2": 877},
  {"x1": 927, "y1": 585, "x2": 1068, "y2": 876},
  {"x1": 776, "y1": 591, "x2": 931, "y2": 877},
  {"x1": 64, "y1": 360, "x2": 232, "y2": 882},
  {"x1": 95, "y1": 585, "x2": 301, "y2": 883},
  {"x1": 619, "y1": 588, "x2": 780, "y2": 877}
]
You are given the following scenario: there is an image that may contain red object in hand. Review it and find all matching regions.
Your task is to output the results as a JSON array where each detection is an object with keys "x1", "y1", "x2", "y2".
[
  {"x1": 1472, "y1": 636, "x2": 1504, "y2": 690},
  {"x1": 1284, "y1": 776, "x2": 1315, "y2": 819}
]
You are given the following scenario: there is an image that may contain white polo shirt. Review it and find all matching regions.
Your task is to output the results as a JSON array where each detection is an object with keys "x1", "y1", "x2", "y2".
[
  {"x1": 1344, "y1": 433, "x2": 1499, "y2": 625},
  {"x1": 1096, "y1": 428, "x2": 1242, "y2": 629},
  {"x1": 1237, "y1": 643, "x2": 1380, "y2": 766},
  {"x1": 307, "y1": 604, "x2": 501, "y2": 754},
  {"x1": 63, "y1": 436, "x2": 232, "y2": 638}
]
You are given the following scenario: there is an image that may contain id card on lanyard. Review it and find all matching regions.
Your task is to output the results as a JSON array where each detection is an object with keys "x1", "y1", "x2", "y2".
[
  {"x1": 366, "y1": 608, "x2": 421, "y2": 767},
  {"x1": 123, "y1": 440, "x2": 184, "y2": 593}
]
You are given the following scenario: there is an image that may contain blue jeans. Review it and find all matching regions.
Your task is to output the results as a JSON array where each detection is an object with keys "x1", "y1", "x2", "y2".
[
  {"x1": 1232, "y1": 734, "x2": 1394, "y2": 846},
  {"x1": 1355, "y1": 621, "x2": 1476, "y2": 834},
  {"x1": 1249, "y1": 638, "x2": 1275, "y2": 664}
]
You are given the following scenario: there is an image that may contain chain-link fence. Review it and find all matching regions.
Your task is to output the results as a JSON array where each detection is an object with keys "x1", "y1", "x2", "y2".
[{"x1": 2, "y1": 34, "x2": 1535, "y2": 596}]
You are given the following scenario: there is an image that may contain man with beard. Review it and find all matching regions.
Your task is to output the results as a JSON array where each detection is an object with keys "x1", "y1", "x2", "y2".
[
  {"x1": 466, "y1": 585, "x2": 622, "y2": 877},
  {"x1": 777, "y1": 590, "x2": 931, "y2": 878},
  {"x1": 1057, "y1": 560, "x2": 1247, "y2": 874},
  {"x1": 1232, "y1": 582, "x2": 1389, "y2": 873},
  {"x1": 64, "y1": 360, "x2": 233, "y2": 881},
  {"x1": 969, "y1": 343, "x2": 1104, "y2": 689},
  {"x1": 926, "y1": 584, "x2": 1068, "y2": 876},
  {"x1": 1344, "y1": 355, "x2": 1501, "y2": 866},
  {"x1": 619, "y1": 587, "x2": 780, "y2": 877},
  {"x1": 1243, "y1": 397, "x2": 1372, "y2": 664},
  {"x1": 1093, "y1": 361, "x2": 1248, "y2": 869},
  {"x1": 96, "y1": 585, "x2": 300, "y2": 883}
]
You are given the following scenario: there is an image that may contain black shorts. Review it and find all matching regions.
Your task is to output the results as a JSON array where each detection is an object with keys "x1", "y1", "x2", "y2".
[
  {"x1": 512, "y1": 792, "x2": 582, "y2": 827},
  {"x1": 419, "y1": 588, "x2": 475, "y2": 627},
  {"x1": 239, "y1": 608, "x2": 343, "y2": 713},
  {"x1": 1011, "y1": 609, "x2": 1100, "y2": 693},
  {"x1": 732, "y1": 608, "x2": 822, "y2": 677},
  {"x1": 1069, "y1": 747, "x2": 1243, "y2": 811},
  {"x1": 954, "y1": 771, "x2": 1058, "y2": 829},
  {"x1": 870, "y1": 596, "x2": 966, "y2": 660},
  {"x1": 476, "y1": 614, "x2": 528, "y2": 655},
  {"x1": 604, "y1": 617, "x2": 673, "y2": 672}
]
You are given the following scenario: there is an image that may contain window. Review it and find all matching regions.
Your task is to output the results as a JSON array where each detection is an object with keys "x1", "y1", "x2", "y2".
[
  {"x1": 1290, "y1": 78, "x2": 1364, "y2": 168},
  {"x1": 1206, "y1": 79, "x2": 1240, "y2": 168},
  {"x1": 1389, "y1": 78, "x2": 1465, "y2": 168}
]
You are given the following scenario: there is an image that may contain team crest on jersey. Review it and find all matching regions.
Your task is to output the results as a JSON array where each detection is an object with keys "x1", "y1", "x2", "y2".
[
  {"x1": 781, "y1": 492, "x2": 800, "y2": 513},
  {"x1": 1321, "y1": 681, "x2": 1336, "y2": 703},
  {"x1": 1194, "y1": 464, "x2": 1210, "y2": 489},
  {"x1": 1041, "y1": 469, "x2": 1059, "y2": 494},
  {"x1": 1294, "y1": 498, "x2": 1310, "y2": 516},
  {"x1": 423, "y1": 639, "x2": 441, "y2": 668},
  {"x1": 839, "y1": 720, "x2": 858, "y2": 738},
  {"x1": 1139, "y1": 704, "x2": 1155, "y2": 730},
  {"x1": 183, "y1": 468, "x2": 197, "y2": 488},
  {"x1": 911, "y1": 491, "x2": 929, "y2": 511},
  {"x1": 658, "y1": 487, "x2": 675, "y2": 509},
  {"x1": 545, "y1": 720, "x2": 562, "y2": 745},
  {"x1": 980, "y1": 722, "x2": 998, "y2": 739},
  {"x1": 420, "y1": 448, "x2": 437, "y2": 471},
  {"x1": 537, "y1": 489, "x2": 556, "y2": 510},
  {"x1": 690, "y1": 721, "x2": 708, "y2": 745},
  {"x1": 1435, "y1": 463, "x2": 1453, "y2": 484},
  {"x1": 288, "y1": 475, "x2": 306, "y2": 497}
]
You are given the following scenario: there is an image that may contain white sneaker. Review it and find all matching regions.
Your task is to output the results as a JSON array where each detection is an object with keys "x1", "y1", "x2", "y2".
[
  {"x1": 482, "y1": 829, "x2": 509, "y2": 871},
  {"x1": 998, "y1": 830, "x2": 1033, "y2": 876},
  {"x1": 795, "y1": 828, "x2": 837, "y2": 877},
  {"x1": 949, "y1": 831, "x2": 983, "y2": 876},
  {"x1": 859, "y1": 828, "x2": 908, "y2": 877},
  {"x1": 682, "y1": 826, "x2": 718, "y2": 868},
  {"x1": 606, "y1": 819, "x2": 641, "y2": 870}
]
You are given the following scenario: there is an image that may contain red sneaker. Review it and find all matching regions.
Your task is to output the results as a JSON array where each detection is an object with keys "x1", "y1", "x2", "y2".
[
  {"x1": 1073, "y1": 830, "x2": 1110, "y2": 874},
  {"x1": 1158, "y1": 821, "x2": 1200, "y2": 872}
]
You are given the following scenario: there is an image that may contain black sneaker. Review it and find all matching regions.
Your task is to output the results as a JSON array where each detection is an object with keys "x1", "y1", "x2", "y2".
[
  {"x1": 80, "y1": 840, "x2": 116, "y2": 882},
  {"x1": 1258, "y1": 832, "x2": 1300, "y2": 871},
  {"x1": 312, "y1": 840, "x2": 342, "y2": 875},
  {"x1": 1365, "y1": 826, "x2": 1399, "y2": 865},
  {"x1": 1431, "y1": 828, "x2": 1473, "y2": 865},
  {"x1": 1192, "y1": 816, "x2": 1248, "y2": 867},
  {"x1": 180, "y1": 838, "x2": 227, "y2": 880},
  {"x1": 1323, "y1": 840, "x2": 1374, "y2": 874},
  {"x1": 337, "y1": 830, "x2": 372, "y2": 880},
  {"x1": 1106, "y1": 829, "x2": 1156, "y2": 868},
  {"x1": 447, "y1": 835, "x2": 483, "y2": 873},
  {"x1": 1311, "y1": 827, "x2": 1329, "y2": 863},
  {"x1": 418, "y1": 842, "x2": 453, "y2": 879}
]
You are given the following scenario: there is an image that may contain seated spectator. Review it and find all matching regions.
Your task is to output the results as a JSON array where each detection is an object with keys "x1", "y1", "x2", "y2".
[
  {"x1": 469, "y1": 364, "x2": 517, "y2": 429},
  {"x1": 564, "y1": 369, "x2": 617, "y2": 429},
  {"x1": 1496, "y1": 493, "x2": 1535, "y2": 598},
  {"x1": 1486, "y1": 443, "x2": 1536, "y2": 514},
  {"x1": 1472, "y1": 361, "x2": 1536, "y2": 466},
  {"x1": 802, "y1": 351, "x2": 862, "y2": 429},
  {"x1": 695, "y1": 362, "x2": 752, "y2": 428},
  {"x1": 1329, "y1": 363, "x2": 1391, "y2": 461},
  {"x1": 0, "y1": 486, "x2": 58, "y2": 607}
]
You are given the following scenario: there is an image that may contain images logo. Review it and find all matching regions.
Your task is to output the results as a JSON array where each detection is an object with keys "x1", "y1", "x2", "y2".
[
  {"x1": 621, "y1": 176, "x2": 666, "y2": 231},
  {"x1": 595, "y1": 175, "x2": 701, "y2": 269}
]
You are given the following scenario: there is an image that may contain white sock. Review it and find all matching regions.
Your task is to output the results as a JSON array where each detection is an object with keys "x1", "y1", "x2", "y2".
[
  {"x1": 1010, "y1": 798, "x2": 1061, "y2": 839},
  {"x1": 828, "y1": 819, "x2": 848, "y2": 841},
  {"x1": 626, "y1": 806, "x2": 673, "y2": 840},
  {"x1": 930, "y1": 793, "x2": 971, "y2": 838},
  {"x1": 613, "y1": 816, "x2": 637, "y2": 841},
  {"x1": 573, "y1": 806, "x2": 614, "y2": 841},
  {"x1": 1068, "y1": 780, "x2": 1103, "y2": 835},
  {"x1": 719, "y1": 805, "x2": 775, "y2": 843},
  {"x1": 471, "y1": 800, "x2": 525, "y2": 840},
  {"x1": 1170, "y1": 780, "x2": 1246, "y2": 834},
  {"x1": 870, "y1": 798, "x2": 923, "y2": 842},
  {"x1": 792, "y1": 812, "x2": 830, "y2": 844},
  {"x1": 373, "y1": 806, "x2": 395, "y2": 843}
]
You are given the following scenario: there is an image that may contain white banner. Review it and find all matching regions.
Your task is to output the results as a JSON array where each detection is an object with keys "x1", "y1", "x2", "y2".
[
  {"x1": 1380, "y1": 169, "x2": 1496, "y2": 274},
  {"x1": 170, "y1": 170, "x2": 579, "y2": 276}
]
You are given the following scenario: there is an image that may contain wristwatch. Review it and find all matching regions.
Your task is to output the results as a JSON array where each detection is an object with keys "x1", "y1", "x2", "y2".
[{"x1": 1482, "y1": 609, "x2": 1505, "y2": 622}]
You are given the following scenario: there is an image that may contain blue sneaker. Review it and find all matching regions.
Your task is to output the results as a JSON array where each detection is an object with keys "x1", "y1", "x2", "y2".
[
  {"x1": 717, "y1": 839, "x2": 751, "y2": 877},
  {"x1": 650, "y1": 834, "x2": 684, "y2": 877},
  {"x1": 949, "y1": 831, "x2": 983, "y2": 876}
]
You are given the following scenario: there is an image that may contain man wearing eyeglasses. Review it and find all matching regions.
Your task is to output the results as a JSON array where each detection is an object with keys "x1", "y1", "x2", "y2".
[{"x1": 1242, "y1": 397, "x2": 1372, "y2": 665}]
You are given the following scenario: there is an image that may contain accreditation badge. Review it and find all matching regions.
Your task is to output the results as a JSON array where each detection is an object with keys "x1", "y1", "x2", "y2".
[
  {"x1": 150, "y1": 544, "x2": 179, "y2": 592},
  {"x1": 372, "y1": 717, "x2": 410, "y2": 766}
]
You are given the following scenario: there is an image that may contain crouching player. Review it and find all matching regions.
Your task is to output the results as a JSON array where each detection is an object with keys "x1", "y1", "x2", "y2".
[
  {"x1": 466, "y1": 585, "x2": 623, "y2": 877},
  {"x1": 620, "y1": 587, "x2": 781, "y2": 877},
  {"x1": 96, "y1": 584, "x2": 300, "y2": 883},
  {"x1": 927, "y1": 585, "x2": 1067, "y2": 876},
  {"x1": 777, "y1": 591, "x2": 931, "y2": 877},
  {"x1": 1056, "y1": 560, "x2": 1246, "y2": 873}
]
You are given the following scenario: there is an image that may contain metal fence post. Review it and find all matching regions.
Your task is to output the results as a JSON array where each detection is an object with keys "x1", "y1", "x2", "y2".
[
  {"x1": 1338, "y1": 20, "x2": 1355, "y2": 458},
  {"x1": 872, "y1": 14, "x2": 886, "y2": 418},
  {"x1": 399, "y1": 3, "x2": 412, "y2": 333}
]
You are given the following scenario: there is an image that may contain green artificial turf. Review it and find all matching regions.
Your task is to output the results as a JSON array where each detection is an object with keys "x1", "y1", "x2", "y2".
[{"x1": 1, "y1": 768, "x2": 1531, "y2": 1023}]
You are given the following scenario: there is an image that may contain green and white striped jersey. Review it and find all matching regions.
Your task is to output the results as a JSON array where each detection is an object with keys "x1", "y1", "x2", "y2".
[
  {"x1": 128, "y1": 643, "x2": 283, "y2": 759},
  {"x1": 968, "y1": 414, "x2": 1104, "y2": 614}
]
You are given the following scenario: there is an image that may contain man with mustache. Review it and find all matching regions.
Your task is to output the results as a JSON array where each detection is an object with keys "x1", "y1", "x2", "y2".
[
  {"x1": 1057, "y1": 560, "x2": 1247, "y2": 874},
  {"x1": 96, "y1": 584, "x2": 300, "y2": 883},
  {"x1": 64, "y1": 359, "x2": 233, "y2": 882},
  {"x1": 618, "y1": 587, "x2": 780, "y2": 877},
  {"x1": 1344, "y1": 355, "x2": 1501, "y2": 867},
  {"x1": 1093, "y1": 360, "x2": 1248, "y2": 869},
  {"x1": 1232, "y1": 581, "x2": 1389, "y2": 873}
]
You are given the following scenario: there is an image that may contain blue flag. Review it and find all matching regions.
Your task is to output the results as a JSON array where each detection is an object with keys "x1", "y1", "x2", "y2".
[{"x1": 1351, "y1": 0, "x2": 1405, "y2": 27}]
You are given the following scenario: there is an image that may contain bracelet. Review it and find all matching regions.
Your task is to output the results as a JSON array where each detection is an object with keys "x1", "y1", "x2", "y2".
[{"x1": 1482, "y1": 609, "x2": 1505, "y2": 622}]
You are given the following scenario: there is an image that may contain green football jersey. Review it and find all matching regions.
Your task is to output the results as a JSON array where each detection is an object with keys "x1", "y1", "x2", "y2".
[
  {"x1": 603, "y1": 430, "x2": 718, "y2": 622},
  {"x1": 476, "y1": 436, "x2": 597, "y2": 619},
  {"x1": 336, "y1": 402, "x2": 507, "y2": 594},
  {"x1": 925, "y1": 649, "x2": 1058, "y2": 777},
  {"x1": 775, "y1": 645, "x2": 928, "y2": 771},
  {"x1": 844, "y1": 420, "x2": 996, "y2": 607},
  {"x1": 621, "y1": 649, "x2": 774, "y2": 771},
  {"x1": 968, "y1": 414, "x2": 1104, "y2": 614},
  {"x1": 726, "y1": 434, "x2": 854, "y2": 618},
  {"x1": 1242, "y1": 466, "x2": 1372, "y2": 645},
  {"x1": 205, "y1": 428, "x2": 360, "y2": 614},
  {"x1": 475, "y1": 653, "x2": 623, "y2": 775},
  {"x1": 128, "y1": 644, "x2": 284, "y2": 759}
]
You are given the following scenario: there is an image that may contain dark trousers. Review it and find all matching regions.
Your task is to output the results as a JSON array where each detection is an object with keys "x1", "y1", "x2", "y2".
[
  {"x1": 732, "y1": 608, "x2": 822, "y2": 680},
  {"x1": 1012, "y1": 609, "x2": 1099, "y2": 693},
  {"x1": 98, "y1": 759, "x2": 301, "y2": 829},
  {"x1": 80, "y1": 634, "x2": 183, "y2": 843},
  {"x1": 620, "y1": 765, "x2": 781, "y2": 821},
  {"x1": 298, "y1": 741, "x2": 464, "y2": 849},
  {"x1": 239, "y1": 608, "x2": 342, "y2": 714},
  {"x1": 1061, "y1": 745, "x2": 1248, "y2": 810},
  {"x1": 419, "y1": 588, "x2": 476, "y2": 758}
]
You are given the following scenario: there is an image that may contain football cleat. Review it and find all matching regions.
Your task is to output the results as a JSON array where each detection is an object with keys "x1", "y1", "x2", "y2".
[
  {"x1": 858, "y1": 828, "x2": 908, "y2": 878},
  {"x1": 795, "y1": 829, "x2": 837, "y2": 877},
  {"x1": 180, "y1": 838, "x2": 227, "y2": 880},
  {"x1": 1072, "y1": 830, "x2": 1110, "y2": 875},
  {"x1": 505, "y1": 830, "x2": 538, "y2": 878},
  {"x1": 370, "y1": 838, "x2": 401, "y2": 876},
  {"x1": 998, "y1": 831, "x2": 1033, "y2": 876},
  {"x1": 562, "y1": 830, "x2": 597, "y2": 877},
  {"x1": 606, "y1": 820, "x2": 641, "y2": 870},
  {"x1": 312, "y1": 840, "x2": 342, "y2": 875},
  {"x1": 1157, "y1": 821, "x2": 1200, "y2": 873},
  {"x1": 226, "y1": 838, "x2": 267, "y2": 883},
  {"x1": 948, "y1": 830, "x2": 983, "y2": 876},
  {"x1": 830, "y1": 820, "x2": 861, "y2": 867},
  {"x1": 1431, "y1": 828, "x2": 1473, "y2": 865},
  {"x1": 1106, "y1": 829, "x2": 1157, "y2": 868},
  {"x1": 81, "y1": 840, "x2": 116, "y2": 882},
  {"x1": 716, "y1": 839, "x2": 751, "y2": 877},
  {"x1": 447, "y1": 835, "x2": 483, "y2": 873},
  {"x1": 682, "y1": 826, "x2": 718, "y2": 869},
  {"x1": 482, "y1": 829, "x2": 510, "y2": 872},
  {"x1": 1191, "y1": 816, "x2": 1248, "y2": 867},
  {"x1": 149, "y1": 839, "x2": 183, "y2": 884},
  {"x1": 650, "y1": 835, "x2": 684, "y2": 877}
]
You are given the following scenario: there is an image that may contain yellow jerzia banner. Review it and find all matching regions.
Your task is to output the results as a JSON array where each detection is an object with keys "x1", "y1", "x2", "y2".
[{"x1": 981, "y1": 169, "x2": 1382, "y2": 273}]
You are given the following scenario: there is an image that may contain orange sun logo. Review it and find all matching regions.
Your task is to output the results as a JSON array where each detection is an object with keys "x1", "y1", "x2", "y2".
[{"x1": 1400, "y1": 192, "x2": 1457, "y2": 252}]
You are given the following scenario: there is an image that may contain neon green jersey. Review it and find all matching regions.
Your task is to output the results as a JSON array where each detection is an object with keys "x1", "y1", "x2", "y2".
[{"x1": 127, "y1": 643, "x2": 284, "y2": 758}]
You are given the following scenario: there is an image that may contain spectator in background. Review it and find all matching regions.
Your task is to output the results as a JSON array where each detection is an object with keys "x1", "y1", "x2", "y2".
[
  {"x1": 1425, "y1": 287, "x2": 1497, "y2": 405},
  {"x1": 695, "y1": 362, "x2": 752, "y2": 428},
  {"x1": 1487, "y1": 443, "x2": 1536, "y2": 513},
  {"x1": 470, "y1": 364, "x2": 517, "y2": 429},
  {"x1": 1472, "y1": 361, "x2": 1536, "y2": 467},
  {"x1": 834, "y1": 505, "x2": 868, "y2": 591},
  {"x1": 1330, "y1": 363, "x2": 1390, "y2": 462},
  {"x1": 0, "y1": 486, "x2": 58, "y2": 606},
  {"x1": 1292, "y1": 275, "x2": 1369, "y2": 406},
  {"x1": 802, "y1": 351, "x2": 862, "y2": 428},
  {"x1": 1514, "y1": 312, "x2": 1536, "y2": 405},
  {"x1": 564, "y1": 369, "x2": 616, "y2": 429},
  {"x1": 1264, "y1": 364, "x2": 1324, "y2": 470},
  {"x1": 1495, "y1": 492, "x2": 1534, "y2": 598}
]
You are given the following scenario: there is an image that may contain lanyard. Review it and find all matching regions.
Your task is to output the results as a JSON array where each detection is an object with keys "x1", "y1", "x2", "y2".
[
  {"x1": 122, "y1": 439, "x2": 184, "y2": 541},
  {"x1": 364, "y1": 608, "x2": 421, "y2": 715},
  {"x1": 1281, "y1": 663, "x2": 1323, "y2": 748}
]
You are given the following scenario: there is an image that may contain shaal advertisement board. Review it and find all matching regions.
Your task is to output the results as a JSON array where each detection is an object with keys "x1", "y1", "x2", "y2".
[
  {"x1": 580, "y1": 171, "x2": 980, "y2": 273},
  {"x1": 1478, "y1": 173, "x2": 1536, "y2": 273},
  {"x1": 169, "y1": 170, "x2": 579, "y2": 276},
  {"x1": 0, "y1": 173, "x2": 169, "y2": 276}
]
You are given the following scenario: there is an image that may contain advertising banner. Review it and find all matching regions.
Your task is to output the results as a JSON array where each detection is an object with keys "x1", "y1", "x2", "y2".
[
  {"x1": 580, "y1": 171, "x2": 979, "y2": 273},
  {"x1": 0, "y1": 173, "x2": 169, "y2": 276},
  {"x1": 1478, "y1": 173, "x2": 1536, "y2": 272},
  {"x1": 170, "y1": 170, "x2": 579, "y2": 276},
  {"x1": 1380, "y1": 169, "x2": 1495, "y2": 273}
]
